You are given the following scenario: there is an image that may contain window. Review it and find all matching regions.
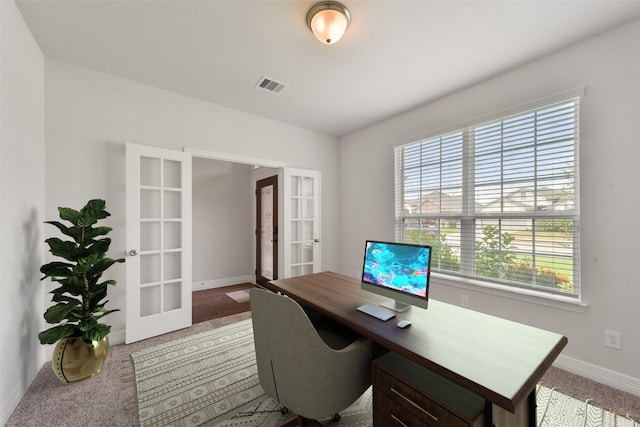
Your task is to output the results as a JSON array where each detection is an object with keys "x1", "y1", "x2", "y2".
[{"x1": 394, "y1": 97, "x2": 580, "y2": 297}]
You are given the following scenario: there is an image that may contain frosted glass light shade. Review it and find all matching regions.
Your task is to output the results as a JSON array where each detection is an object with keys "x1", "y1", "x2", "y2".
[{"x1": 306, "y1": 1, "x2": 351, "y2": 45}]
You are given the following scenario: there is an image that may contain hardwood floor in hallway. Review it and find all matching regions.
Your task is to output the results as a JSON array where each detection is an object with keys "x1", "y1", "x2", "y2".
[{"x1": 192, "y1": 283, "x2": 258, "y2": 324}]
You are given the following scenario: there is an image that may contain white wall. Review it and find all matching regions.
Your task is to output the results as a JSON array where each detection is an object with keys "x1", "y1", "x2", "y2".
[
  {"x1": 192, "y1": 157, "x2": 253, "y2": 287},
  {"x1": 0, "y1": 1, "x2": 45, "y2": 424},
  {"x1": 339, "y1": 20, "x2": 640, "y2": 393},
  {"x1": 44, "y1": 59, "x2": 340, "y2": 345}
]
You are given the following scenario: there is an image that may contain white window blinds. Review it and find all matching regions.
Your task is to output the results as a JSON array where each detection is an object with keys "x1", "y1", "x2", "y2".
[{"x1": 395, "y1": 98, "x2": 580, "y2": 296}]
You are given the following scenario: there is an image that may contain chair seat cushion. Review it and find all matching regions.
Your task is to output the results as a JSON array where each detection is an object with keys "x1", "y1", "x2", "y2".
[{"x1": 317, "y1": 329, "x2": 353, "y2": 350}]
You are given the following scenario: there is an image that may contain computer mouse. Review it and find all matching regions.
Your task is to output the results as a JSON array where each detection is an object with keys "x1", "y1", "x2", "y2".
[{"x1": 397, "y1": 320, "x2": 412, "y2": 328}]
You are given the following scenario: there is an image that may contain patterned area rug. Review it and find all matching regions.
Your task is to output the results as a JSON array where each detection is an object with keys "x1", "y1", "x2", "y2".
[
  {"x1": 132, "y1": 319, "x2": 638, "y2": 427},
  {"x1": 536, "y1": 386, "x2": 638, "y2": 427},
  {"x1": 132, "y1": 319, "x2": 262, "y2": 427}
]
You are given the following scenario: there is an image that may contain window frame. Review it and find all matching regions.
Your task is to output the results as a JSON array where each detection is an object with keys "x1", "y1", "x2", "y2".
[{"x1": 394, "y1": 89, "x2": 582, "y2": 299}]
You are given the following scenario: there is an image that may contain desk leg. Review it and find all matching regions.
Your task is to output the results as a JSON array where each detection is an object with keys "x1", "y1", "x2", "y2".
[
  {"x1": 528, "y1": 389, "x2": 536, "y2": 426},
  {"x1": 491, "y1": 388, "x2": 536, "y2": 427},
  {"x1": 485, "y1": 401, "x2": 494, "y2": 427}
]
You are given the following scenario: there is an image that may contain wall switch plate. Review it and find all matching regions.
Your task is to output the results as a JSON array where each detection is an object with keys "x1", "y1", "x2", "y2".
[{"x1": 605, "y1": 329, "x2": 622, "y2": 349}]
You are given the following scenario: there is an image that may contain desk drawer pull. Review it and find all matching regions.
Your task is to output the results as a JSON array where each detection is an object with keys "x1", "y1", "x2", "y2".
[
  {"x1": 391, "y1": 414, "x2": 409, "y2": 426},
  {"x1": 390, "y1": 387, "x2": 439, "y2": 422}
]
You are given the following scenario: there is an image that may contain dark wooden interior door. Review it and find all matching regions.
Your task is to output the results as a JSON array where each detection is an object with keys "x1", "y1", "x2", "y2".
[{"x1": 256, "y1": 175, "x2": 278, "y2": 286}]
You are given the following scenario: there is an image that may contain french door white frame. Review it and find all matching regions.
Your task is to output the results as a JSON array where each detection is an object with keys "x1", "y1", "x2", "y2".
[
  {"x1": 125, "y1": 143, "x2": 192, "y2": 343},
  {"x1": 282, "y1": 168, "x2": 321, "y2": 278}
]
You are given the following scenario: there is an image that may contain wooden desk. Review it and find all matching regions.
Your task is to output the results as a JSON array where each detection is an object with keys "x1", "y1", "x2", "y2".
[{"x1": 267, "y1": 271, "x2": 568, "y2": 427}]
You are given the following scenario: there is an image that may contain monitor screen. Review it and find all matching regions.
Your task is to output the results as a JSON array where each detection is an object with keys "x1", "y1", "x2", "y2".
[{"x1": 361, "y1": 240, "x2": 431, "y2": 311}]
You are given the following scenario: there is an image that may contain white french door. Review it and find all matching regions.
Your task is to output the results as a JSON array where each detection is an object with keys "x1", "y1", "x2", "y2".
[
  {"x1": 283, "y1": 168, "x2": 321, "y2": 277},
  {"x1": 125, "y1": 143, "x2": 192, "y2": 343}
]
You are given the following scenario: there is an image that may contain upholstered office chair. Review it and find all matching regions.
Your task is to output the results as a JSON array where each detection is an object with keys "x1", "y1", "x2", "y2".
[{"x1": 250, "y1": 288, "x2": 373, "y2": 427}]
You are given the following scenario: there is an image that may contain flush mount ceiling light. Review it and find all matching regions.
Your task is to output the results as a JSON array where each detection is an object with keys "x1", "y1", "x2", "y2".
[{"x1": 306, "y1": 1, "x2": 351, "y2": 45}]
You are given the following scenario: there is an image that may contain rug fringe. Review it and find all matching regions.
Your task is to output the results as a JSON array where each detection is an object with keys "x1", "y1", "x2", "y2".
[
  {"x1": 124, "y1": 397, "x2": 138, "y2": 412},
  {"x1": 121, "y1": 359, "x2": 135, "y2": 382}
]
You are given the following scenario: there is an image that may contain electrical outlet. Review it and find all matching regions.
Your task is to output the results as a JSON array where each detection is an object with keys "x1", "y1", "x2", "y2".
[
  {"x1": 604, "y1": 330, "x2": 622, "y2": 349},
  {"x1": 460, "y1": 295, "x2": 469, "y2": 308}
]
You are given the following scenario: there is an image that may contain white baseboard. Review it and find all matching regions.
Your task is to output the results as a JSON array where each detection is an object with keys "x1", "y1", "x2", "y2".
[
  {"x1": 109, "y1": 329, "x2": 126, "y2": 346},
  {"x1": 553, "y1": 354, "x2": 640, "y2": 397},
  {"x1": 192, "y1": 275, "x2": 255, "y2": 292}
]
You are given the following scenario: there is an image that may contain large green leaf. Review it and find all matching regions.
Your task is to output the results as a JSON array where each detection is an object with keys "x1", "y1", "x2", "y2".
[
  {"x1": 86, "y1": 238, "x2": 111, "y2": 255},
  {"x1": 76, "y1": 252, "x2": 103, "y2": 273},
  {"x1": 84, "y1": 199, "x2": 107, "y2": 211},
  {"x1": 58, "y1": 207, "x2": 80, "y2": 225},
  {"x1": 83, "y1": 323, "x2": 111, "y2": 342},
  {"x1": 88, "y1": 257, "x2": 123, "y2": 277},
  {"x1": 44, "y1": 221, "x2": 83, "y2": 242},
  {"x1": 38, "y1": 324, "x2": 79, "y2": 345},
  {"x1": 40, "y1": 261, "x2": 74, "y2": 278},
  {"x1": 43, "y1": 302, "x2": 82, "y2": 324},
  {"x1": 45, "y1": 238, "x2": 81, "y2": 261},
  {"x1": 51, "y1": 294, "x2": 80, "y2": 304},
  {"x1": 50, "y1": 277, "x2": 83, "y2": 295},
  {"x1": 84, "y1": 226, "x2": 113, "y2": 240},
  {"x1": 77, "y1": 200, "x2": 110, "y2": 227}
]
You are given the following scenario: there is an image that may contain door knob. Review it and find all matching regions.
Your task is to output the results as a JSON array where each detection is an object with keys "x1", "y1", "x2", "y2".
[{"x1": 129, "y1": 249, "x2": 138, "y2": 256}]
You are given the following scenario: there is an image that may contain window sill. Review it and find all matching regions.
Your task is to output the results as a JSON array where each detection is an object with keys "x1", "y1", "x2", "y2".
[{"x1": 431, "y1": 272, "x2": 588, "y2": 313}]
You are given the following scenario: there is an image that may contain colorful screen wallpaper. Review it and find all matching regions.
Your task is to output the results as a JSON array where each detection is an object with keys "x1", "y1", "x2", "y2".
[{"x1": 362, "y1": 241, "x2": 431, "y2": 298}]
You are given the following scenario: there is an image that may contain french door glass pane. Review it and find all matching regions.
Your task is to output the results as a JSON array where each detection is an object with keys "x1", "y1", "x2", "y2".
[
  {"x1": 163, "y1": 159, "x2": 181, "y2": 188},
  {"x1": 140, "y1": 189, "x2": 161, "y2": 218},
  {"x1": 140, "y1": 157, "x2": 161, "y2": 187},
  {"x1": 140, "y1": 222, "x2": 160, "y2": 251},
  {"x1": 163, "y1": 191, "x2": 182, "y2": 219},
  {"x1": 163, "y1": 282, "x2": 182, "y2": 311},
  {"x1": 140, "y1": 285, "x2": 161, "y2": 316},
  {"x1": 163, "y1": 222, "x2": 181, "y2": 250},
  {"x1": 163, "y1": 252, "x2": 181, "y2": 281},
  {"x1": 140, "y1": 254, "x2": 160, "y2": 284}
]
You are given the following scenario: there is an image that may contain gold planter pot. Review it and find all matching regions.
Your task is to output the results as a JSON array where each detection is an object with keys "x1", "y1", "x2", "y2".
[{"x1": 52, "y1": 336, "x2": 109, "y2": 383}]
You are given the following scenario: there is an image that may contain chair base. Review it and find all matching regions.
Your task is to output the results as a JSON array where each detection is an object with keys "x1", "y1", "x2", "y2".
[
  {"x1": 278, "y1": 413, "x2": 340, "y2": 427},
  {"x1": 278, "y1": 416, "x2": 321, "y2": 427}
]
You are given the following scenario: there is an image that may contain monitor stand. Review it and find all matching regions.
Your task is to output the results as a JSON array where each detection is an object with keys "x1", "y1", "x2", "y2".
[{"x1": 380, "y1": 299, "x2": 410, "y2": 312}]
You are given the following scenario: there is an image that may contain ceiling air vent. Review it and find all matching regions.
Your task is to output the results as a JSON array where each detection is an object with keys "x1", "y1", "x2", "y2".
[{"x1": 256, "y1": 76, "x2": 287, "y2": 93}]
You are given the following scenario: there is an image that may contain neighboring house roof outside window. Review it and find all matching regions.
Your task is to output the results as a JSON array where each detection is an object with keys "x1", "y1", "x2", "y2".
[{"x1": 406, "y1": 187, "x2": 573, "y2": 215}]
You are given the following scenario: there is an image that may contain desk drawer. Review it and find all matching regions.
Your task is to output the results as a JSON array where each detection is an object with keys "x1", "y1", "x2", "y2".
[
  {"x1": 374, "y1": 366, "x2": 467, "y2": 427},
  {"x1": 373, "y1": 353, "x2": 484, "y2": 427},
  {"x1": 374, "y1": 405, "x2": 436, "y2": 427}
]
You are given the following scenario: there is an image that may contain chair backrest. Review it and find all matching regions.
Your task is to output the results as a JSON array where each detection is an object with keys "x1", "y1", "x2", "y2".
[
  {"x1": 251, "y1": 287, "x2": 373, "y2": 420},
  {"x1": 250, "y1": 288, "x2": 333, "y2": 405}
]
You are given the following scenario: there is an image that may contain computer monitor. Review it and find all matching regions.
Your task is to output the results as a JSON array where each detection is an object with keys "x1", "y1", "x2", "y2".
[{"x1": 360, "y1": 240, "x2": 431, "y2": 312}]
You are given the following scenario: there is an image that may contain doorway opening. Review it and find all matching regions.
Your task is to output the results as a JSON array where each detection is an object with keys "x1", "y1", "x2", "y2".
[{"x1": 189, "y1": 149, "x2": 285, "y2": 324}]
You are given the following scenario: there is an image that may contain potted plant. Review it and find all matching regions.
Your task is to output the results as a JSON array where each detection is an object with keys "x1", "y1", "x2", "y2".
[{"x1": 39, "y1": 199, "x2": 125, "y2": 383}]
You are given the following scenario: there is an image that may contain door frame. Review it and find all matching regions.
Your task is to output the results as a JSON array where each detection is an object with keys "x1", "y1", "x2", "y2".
[{"x1": 255, "y1": 175, "x2": 278, "y2": 286}]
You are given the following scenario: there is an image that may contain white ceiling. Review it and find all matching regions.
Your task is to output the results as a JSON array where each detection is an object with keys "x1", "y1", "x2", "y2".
[{"x1": 15, "y1": 0, "x2": 640, "y2": 137}]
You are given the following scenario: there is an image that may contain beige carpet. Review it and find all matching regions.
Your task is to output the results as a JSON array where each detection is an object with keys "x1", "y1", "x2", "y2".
[{"x1": 132, "y1": 318, "x2": 639, "y2": 427}]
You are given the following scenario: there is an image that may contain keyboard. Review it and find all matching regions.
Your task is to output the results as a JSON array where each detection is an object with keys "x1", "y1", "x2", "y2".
[{"x1": 357, "y1": 304, "x2": 395, "y2": 321}]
